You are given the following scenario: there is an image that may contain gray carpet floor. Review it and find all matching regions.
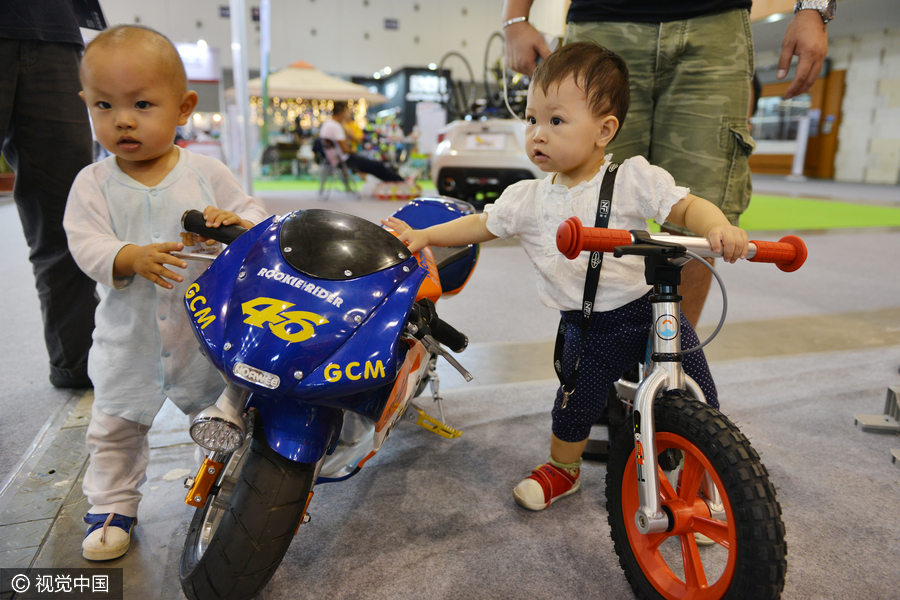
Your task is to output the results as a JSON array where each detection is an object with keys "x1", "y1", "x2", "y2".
[{"x1": 262, "y1": 347, "x2": 900, "y2": 600}]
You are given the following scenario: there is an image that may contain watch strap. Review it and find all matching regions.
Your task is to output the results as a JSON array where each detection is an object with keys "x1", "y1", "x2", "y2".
[{"x1": 794, "y1": 0, "x2": 836, "y2": 23}]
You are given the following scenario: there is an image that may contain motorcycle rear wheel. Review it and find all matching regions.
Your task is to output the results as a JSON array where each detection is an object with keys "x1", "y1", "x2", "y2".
[
  {"x1": 180, "y1": 408, "x2": 315, "y2": 600},
  {"x1": 606, "y1": 393, "x2": 787, "y2": 600}
]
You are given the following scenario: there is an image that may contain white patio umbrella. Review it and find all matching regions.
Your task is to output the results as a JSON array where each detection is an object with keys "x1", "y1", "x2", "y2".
[{"x1": 236, "y1": 60, "x2": 387, "y2": 103}]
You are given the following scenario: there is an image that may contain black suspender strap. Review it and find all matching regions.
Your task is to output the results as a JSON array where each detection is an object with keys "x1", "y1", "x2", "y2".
[{"x1": 553, "y1": 162, "x2": 619, "y2": 408}]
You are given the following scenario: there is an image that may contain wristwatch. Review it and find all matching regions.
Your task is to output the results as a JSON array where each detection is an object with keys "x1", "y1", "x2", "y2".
[{"x1": 794, "y1": 0, "x2": 837, "y2": 23}]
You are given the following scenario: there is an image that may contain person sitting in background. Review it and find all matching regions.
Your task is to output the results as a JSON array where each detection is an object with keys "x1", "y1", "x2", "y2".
[
  {"x1": 319, "y1": 101, "x2": 403, "y2": 182},
  {"x1": 343, "y1": 114, "x2": 365, "y2": 154},
  {"x1": 291, "y1": 115, "x2": 307, "y2": 145}
]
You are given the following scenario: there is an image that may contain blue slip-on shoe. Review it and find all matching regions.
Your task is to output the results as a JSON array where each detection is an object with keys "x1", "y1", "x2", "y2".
[{"x1": 82, "y1": 513, "x2": 136, "y2": 561}]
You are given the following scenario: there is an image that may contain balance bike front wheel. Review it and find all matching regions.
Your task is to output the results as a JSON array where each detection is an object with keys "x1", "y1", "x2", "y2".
[{"x1": 606, "y1": 393, "x2": 787, "y2": 600}]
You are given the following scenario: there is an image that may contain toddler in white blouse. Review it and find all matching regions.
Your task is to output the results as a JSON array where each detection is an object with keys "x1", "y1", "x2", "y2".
[{"x1": 383, "y1": 42, "x2": 749, "y2": 512}]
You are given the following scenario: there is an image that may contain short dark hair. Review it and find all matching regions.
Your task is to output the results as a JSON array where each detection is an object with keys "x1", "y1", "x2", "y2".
[
  {"x1": 332, "y1": 101, "x2": 349, "y2": 116},
  {"x1": 531, "y1": 42, "x2": 629, "y2": 128},
  {"x1": 83, "y1": 24, "x2": 187, "y2": 91}
]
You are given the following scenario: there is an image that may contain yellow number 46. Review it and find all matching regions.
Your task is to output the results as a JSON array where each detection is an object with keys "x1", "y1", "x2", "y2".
[{"x1": 241, "y1": 297, "x2": 329, "y2": 343}]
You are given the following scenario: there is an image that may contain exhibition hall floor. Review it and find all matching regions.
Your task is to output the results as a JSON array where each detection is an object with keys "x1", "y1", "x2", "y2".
[{"x1": 1, "y1": 175, "x2": 899, "y2": 599}]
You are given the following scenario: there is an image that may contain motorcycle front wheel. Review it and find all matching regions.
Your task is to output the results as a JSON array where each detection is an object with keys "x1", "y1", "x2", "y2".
[
  {"x1": 606, "y1": 393, "x2": 787, "y2": 600},
  {"x1": 180, "y1": 408, "x2": 315, "y2": 600}
]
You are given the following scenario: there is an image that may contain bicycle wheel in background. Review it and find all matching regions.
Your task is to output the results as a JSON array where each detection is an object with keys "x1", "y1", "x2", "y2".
[{"x1": 606, "y1": 393, "x2": 787, "y2": 600}]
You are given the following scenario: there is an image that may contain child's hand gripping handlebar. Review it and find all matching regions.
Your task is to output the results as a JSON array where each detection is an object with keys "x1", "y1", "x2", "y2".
[
  {"x1": 182, "y1": 209, "x2": 248, "y2": 245},
  {"x1": 556, "y1": 216, "x2": 808, "y2": 272}
]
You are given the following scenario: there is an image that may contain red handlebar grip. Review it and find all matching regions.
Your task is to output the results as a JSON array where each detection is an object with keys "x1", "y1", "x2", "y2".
[
  {"x1": 748, "y1": 234, "x2": 808, "y2": 272},
  {"x1": 557, "y1": 216, "x2": 633, "y2": 260}
]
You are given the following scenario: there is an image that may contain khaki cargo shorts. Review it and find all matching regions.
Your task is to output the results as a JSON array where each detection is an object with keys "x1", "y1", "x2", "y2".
[{"x1": 566, "y1": 9, "x2": 756, "y2": 232}]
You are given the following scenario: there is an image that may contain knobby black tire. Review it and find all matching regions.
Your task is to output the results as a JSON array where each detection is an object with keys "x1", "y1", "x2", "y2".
[
  {"x1": 180, "y1": 408, "x2": 315, "y2": 600},
  {"x1": 606, "y1": 393, "x2": 787, "y2": 600}
]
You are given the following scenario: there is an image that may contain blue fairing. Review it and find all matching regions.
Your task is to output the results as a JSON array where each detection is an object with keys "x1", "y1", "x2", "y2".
[
  {"x1": 290, "y1": 272, "x2": 420, "y2": 411},
  {"x1": 390, "y1": 196, "x2": 475, "y2": 229},
  {"x1": 185, "y1": 210, "x2": 426, "y2": 464},
  {"x1": 390, "y1": 196, "x2": 479, "y2": 293},
  {"x1": 247, "y1": 395, "x2": 343, "y2": 463},
  {"x1": 184, "y1": 215, "x2": 273, "y2": 372}
]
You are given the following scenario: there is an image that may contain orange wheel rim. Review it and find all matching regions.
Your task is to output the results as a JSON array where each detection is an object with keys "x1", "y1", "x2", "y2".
[{"x1": 621, "y1": 432, "x2": 738, "y2": 600}]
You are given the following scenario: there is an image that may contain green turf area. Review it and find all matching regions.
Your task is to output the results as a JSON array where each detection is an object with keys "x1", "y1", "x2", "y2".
[
  {"x1": 737, "y1": 195, "x2": 900, "y2": 231},
  {"x1": 253, "y1": 178, "x2": 900, "y2": 232},
  {"x1": 646, "y1": 194, "x2": 900, "y2": 232}
]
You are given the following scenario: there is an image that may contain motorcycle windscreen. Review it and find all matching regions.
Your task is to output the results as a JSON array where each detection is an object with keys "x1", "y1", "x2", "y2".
[{"x1": 279, "y1": 209, "x2": 411, "y2": 279}]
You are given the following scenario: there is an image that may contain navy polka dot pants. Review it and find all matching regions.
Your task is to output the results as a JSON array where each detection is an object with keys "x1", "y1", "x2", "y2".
[{"x1": 551, "y1": 291, "x2": 718, "y2": 443}]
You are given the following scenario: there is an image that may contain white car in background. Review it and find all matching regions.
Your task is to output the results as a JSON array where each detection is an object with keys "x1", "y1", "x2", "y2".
[{"x1": 430, "y1": 117, "x2": 543, "y2": 210}]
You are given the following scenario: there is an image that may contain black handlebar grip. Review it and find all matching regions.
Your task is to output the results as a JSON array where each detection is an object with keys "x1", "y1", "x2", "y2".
[
  {"x1": 181, "y1": 209, "x2": 248, "y2": 245},
  {"x1": 431, "y1": 317, "x2": 468, "y2": 353}
]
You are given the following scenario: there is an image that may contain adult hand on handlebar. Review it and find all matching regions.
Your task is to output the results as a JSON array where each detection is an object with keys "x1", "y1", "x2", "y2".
[
  {"x1": 115, "y1": 241, "x2": 188, "y2": 289},
  {"x1": 381, "y1": 216, "x2": 430, "y2": 253},
  {"x1": 704, "y1": 224, "x2": 749, "y2": 263}
]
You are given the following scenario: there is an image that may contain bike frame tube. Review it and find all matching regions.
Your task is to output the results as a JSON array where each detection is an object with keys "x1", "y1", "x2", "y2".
[
  {"x1": 632, "y1": 293, "x2": 706, "y2": 534},
  {"x1": 633, "y1": 367, "x2": 669, "y2": 533}
]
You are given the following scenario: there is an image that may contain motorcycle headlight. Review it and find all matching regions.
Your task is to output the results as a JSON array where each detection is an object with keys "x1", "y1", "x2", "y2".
[{"x1": 190, "y1": 412, "x2": 245, "y2": 453}]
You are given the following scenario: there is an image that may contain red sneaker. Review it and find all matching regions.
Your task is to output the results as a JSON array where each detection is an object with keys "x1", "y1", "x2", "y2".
[{"x1": 513, "y1": 463, "x2": 580, "y2": 511}]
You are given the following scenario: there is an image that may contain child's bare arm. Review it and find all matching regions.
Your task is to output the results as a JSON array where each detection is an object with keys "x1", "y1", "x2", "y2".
[
  {"x1": 114, "y1": 242, "x2": 187, "y2": 289},
  {"x1": 381, "y1": 213, "x2": 497, "y2": 253},
  {"x1": 666, "y1": 194, "x2": 749, "y2": 263}
]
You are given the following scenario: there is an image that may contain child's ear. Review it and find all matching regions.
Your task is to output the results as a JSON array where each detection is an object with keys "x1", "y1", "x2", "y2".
[
  {"x1": 177, "y1": 90, "x2": 200, "y2": 126},
  {"x1": 596, "y1": 115, "x2": 619, "y2": 148},
  {"x1": 79, "y1": 91, "x2": 86, "y2": 104}
]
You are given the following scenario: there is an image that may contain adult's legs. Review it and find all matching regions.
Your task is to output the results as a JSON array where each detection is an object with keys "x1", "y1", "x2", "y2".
[
  {"x1": 662, "y1": 229, "x2": 715, "y2": 327},
  {"x1": 0, "y1": 40, "x2": 97, "y2": 387},
  {"x1": 345, "y1": 153, "x2": 404, "y2": 182},
  {"x1": 567, "y1": 14, "x2": 754, "y2": 323},
  {"x1": 564, "y1": 21, "x2": 656, "y2": 165},
  {"x1": 650, "y1": 11, "x2": 755, "y2": 322}
]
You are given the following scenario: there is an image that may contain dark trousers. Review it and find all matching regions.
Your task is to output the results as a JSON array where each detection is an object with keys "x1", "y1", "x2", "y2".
[
  {"x1": 345, "y1": 154, "x2": 404, "y2": 182},
  {"x1": 551, "y1": 292, "x2": 718, "y2": 443},
  {"x1": 0, "y1": 40, "x2": 97, "y2": 382}
]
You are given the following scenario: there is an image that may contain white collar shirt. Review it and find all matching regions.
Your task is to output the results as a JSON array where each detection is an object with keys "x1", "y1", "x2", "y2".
[{"x1": 484, "y1": 155, "x2": 688, "y2": 312}]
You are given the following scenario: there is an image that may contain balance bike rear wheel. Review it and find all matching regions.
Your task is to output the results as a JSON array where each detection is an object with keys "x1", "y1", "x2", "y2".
[{"x1": 606, "y1": 393, "x2": 786, "y2": 600}]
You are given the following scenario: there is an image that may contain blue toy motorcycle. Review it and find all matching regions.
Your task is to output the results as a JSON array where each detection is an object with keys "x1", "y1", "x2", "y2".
[{"x1": 175, "y1": 197, "x2": 478, "y2": 600}]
